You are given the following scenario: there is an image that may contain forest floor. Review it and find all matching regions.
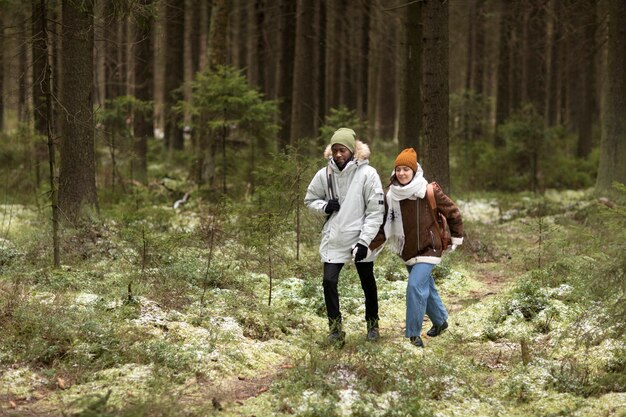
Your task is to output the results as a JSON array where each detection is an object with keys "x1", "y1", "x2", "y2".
[{"x1": 1, "y1": 190, "x2": 625, "y2": 416}]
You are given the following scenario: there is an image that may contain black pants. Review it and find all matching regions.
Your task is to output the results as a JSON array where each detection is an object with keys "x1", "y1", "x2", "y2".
[{"x1": 323, "y1": 262, "x2": 379, "y2": 330}]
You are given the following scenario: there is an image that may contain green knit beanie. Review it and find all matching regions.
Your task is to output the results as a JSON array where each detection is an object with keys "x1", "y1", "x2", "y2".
[{"x1": 329, "y1": 128, "x2": 356, "y2": 153}]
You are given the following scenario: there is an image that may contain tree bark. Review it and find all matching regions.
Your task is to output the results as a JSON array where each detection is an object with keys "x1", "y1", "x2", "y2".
[
  {"x1": 422, "y1": 0, "x2": 450, "y2": 192},
  {"x1": 276, "y1": 0, "x2": 295, "y2": 149},
  {"x1": 596, "y1": 0, "x2": 626, "y2": 191},
  {"x1": 0, "y1": 15, "x2": 3, "y2": 132},
  {"x1": 132, "y1": 0, "x2": 154, "y2": 185},
  {"x1": 495, "y1": 0, "x2": 513, "y2": 145},
  {"x1": 315, "y1": 0, "x2": 327, "y2": 132},
  {"x1": 546, "y1": 0, "x2": 561, "y2": 126},
  {"x1": 59, "y1": 0, "x2": 98, "y2": 224},
  {"x1": 357, "y1": 0, "x2": 371, "y2": 120},
  {"x1": 164, "y1": 0, "x2": 185, "y2": 150},
  {"x1": 290, "y1": 0, "x2": 316, "y2": 142},
  {"x1": 38, "y1": 0, "x2": 60, "y2": 267},
  {"x1": 32, "y1": 0, "x2": 47, "y2": 135},
  {"x1": 577, "y1": 0, "x2": 596, "y2": 158},
  {"x1": 525, "y1": 0, "x2": 547, "y2": 117},
  {"x1": 397, "y1": 0, "x2": 421, "y2": 150}
]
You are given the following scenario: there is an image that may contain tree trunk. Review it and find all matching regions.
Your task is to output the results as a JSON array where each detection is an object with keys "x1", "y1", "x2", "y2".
[
  {"x1": 208, "y1": 0, "x2": 230, "y2": 69},
  {"x1": 397, "y1": 0, "x2": 421, "y2": 150},
  {"x1": 357, "y1": 0, "x2": 371, "y2": 120},
  {"x1": 577, "y1": 0, "x2": 596, "y2": 158},
  {"x1": 32, "y1": 0, "x2": 49, "y2": 187},
  {"x1": 18, "y1": 14, "x2": 29, "y2": 124},
  {"x1": 32, "y1": 0, "x2": 47, "y2": 135},
  {"x1": 104, "y1": 2, "x2": 123, "y2": 102},
  {"x1": 197, "y1": 1, "x2": 210, "y2": 72},
  {"x1": 246, "y1": 0, "x2": 263, "y2": 88},
  {"x1": 276, "y1": 0, "x2": 295, "y2": 149},
  {"x1": 199, "y1": 0, "x2": 230, "y2": 186},
  {"x1": 495, "y1": 0, "x2": 513, "y2": 145},
  {"x1": 422, "y1": 0, "x2": 450, "y2": 192},
  {"x1": 510, "y1": 0, "x2": 524, "y2": 112},
  {"x1": 164, "y1": 0, "x2": 185, "y2": 150},
  {"x1": 0, "y1": 15, "x2": 3, "y2": 132},
  {"x1": 525, "y1": 0, "x2": 547, "y2": 117},
  {"x1": 290, "y1": 0, "x2": 316, "y2": 142},
  {"x1": 59, "y1": 0, "x2": 98, "y2": 224},
  {"x1": 546, "y1": 0, "x2": 561, "y2": 126},
  {"x1": 596, "y1": 0, "x2": 626, "y2": 191},
  {"x1": 132, "y1": 0, "x2": 154, "y2": 185},
  {"x1": 315, "y1": 0, "x2": 327, "y2": 133},
  {"x1": 38, "y1": 0, "x2": 60, "y2": 267}
]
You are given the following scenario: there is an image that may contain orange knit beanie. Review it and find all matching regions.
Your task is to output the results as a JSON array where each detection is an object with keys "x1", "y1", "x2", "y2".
[{"x1": 394, "y1": 148, "x2": 418, "y2": 172}]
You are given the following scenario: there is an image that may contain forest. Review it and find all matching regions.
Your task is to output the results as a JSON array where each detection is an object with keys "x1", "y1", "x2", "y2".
[{"x1": 0, "y1": 0, "x2": 625, "y2": 416}]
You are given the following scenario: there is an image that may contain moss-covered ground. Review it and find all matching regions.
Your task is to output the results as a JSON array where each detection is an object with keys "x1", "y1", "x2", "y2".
[{"x1": 1, "y1": 189, "x2": 624, "y2": 416}]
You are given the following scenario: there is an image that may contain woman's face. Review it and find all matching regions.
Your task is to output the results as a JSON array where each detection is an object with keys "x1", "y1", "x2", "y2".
[{"x1": 395, "y1": 165, "x2": 415, "y2": 185}]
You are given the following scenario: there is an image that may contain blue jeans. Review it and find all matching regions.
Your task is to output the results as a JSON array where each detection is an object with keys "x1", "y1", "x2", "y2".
[{"x1": 405, "y1": 263, "x2": 448, "y2": 338}]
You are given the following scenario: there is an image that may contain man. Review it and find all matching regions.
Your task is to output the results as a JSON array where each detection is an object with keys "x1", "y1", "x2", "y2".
[{"x1": 304, "y1": 127, "x2": 385, "y2": 346}]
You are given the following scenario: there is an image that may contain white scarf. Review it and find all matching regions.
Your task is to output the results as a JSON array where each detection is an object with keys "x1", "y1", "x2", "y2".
[{"x1": 384, "y1": 166, "x2": 428, "y2": 255}]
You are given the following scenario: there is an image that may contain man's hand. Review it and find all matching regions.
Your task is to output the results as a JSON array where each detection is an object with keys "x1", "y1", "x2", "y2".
[
  {"x1": 353, "y1": 243, "x2": 368, "y2": 262},
  {"x1": 324, "y1": 199, "x2": 340, "y2": 214}
]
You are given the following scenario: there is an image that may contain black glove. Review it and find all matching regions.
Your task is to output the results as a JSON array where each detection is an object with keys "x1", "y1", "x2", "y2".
[
  {"x1": 324, "y1": 198, "x2": 340, "y2": 214},
  {"x1": 354, "y1": 243, "x2": 368, "y2": 262}
]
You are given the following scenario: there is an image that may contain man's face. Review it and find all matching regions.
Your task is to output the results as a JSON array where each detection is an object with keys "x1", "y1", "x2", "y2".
[{"x1": 331, "y1": 144, "x2": 353, "y2": 169}]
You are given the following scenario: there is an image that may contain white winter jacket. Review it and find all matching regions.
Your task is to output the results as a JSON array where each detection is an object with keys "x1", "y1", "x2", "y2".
[{"x1": 304, "y1": 141, "x2": 385, "y2": 263}]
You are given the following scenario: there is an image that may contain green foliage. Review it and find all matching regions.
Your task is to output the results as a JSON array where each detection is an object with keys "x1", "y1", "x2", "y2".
[
  {"x1": 318, "y1": 106, "x2": 367, "y2": 148},
  {"x1": 179, "y1": 65, "x2": 278, "y2": 141},
  {"x1": 449, "y1": 90, "x2": 491, "y2": 144},
  {"x1": 451, "y1": 106, "x2": 597, "y2": 192},
  {"x1": 0, "y1": 126, "x2": 45, "y2": 203}
]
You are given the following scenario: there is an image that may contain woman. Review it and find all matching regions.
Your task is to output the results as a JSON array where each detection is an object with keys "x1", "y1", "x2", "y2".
[{"x1": 370, "y1": 148, "x2": 464, "y2": 347}]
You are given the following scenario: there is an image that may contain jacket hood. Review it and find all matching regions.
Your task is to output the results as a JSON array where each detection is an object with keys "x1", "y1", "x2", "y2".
[{"x1": 323, "y1": 140, "x2": 371, "y2": 161}]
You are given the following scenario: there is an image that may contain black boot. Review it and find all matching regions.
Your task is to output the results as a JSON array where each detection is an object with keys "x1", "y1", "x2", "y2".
[
  {"x1": 409, "y1": 336, "x2": 424, "y2": 348},
  {"x1": 366, "y1": 319, "x2": 380, "y2": 341},
  {"x1": 327, "y1": 320, "x2": 345, "y2": 347},
  {"x1": 426, "y1": 320, "x2": 448, "y2": 337}
]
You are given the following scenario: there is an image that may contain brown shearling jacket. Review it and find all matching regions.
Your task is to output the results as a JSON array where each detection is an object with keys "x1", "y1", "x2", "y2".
[{"x1": 370, "y1": 182, "x2": 464, "y2": 263}]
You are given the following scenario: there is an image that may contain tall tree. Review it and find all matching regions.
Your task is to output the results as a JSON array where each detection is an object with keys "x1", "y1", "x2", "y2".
[
  {"x1": 422, "y1": 0, "x2": 450, "y2": 192},
  {"x1": 576, "y1": 0, "x2": 596, "y2": 158},
  {"x1": 596, "y1": 0, "x2": 626, "y2": 191},
  {"x1": 208, "y1": 0, "x2": 230, "y2": 69},
  {"x1": 397, "y1": 0, "x2": 421, "y2": 150},
  {"x1": 545, "y1": 0, "x2": 561, "y2": 126},
  {"x1": 315, "y1": 0, "x2": 327, "y2": 132},
  {"x1": 58, "y1": 0, "x2": 98, "y2": 223},
  {"x1": 276, "y1": 0, "x2": 295, "y2": 148},
  {"x1": 32, "y1": 0, "x2": 47, "y2": 135},
  {"x1": 164, "y1": 0, "x2": 185, "y2": 150},
  {"x1": 290, "y1": 0, "x2": 316, "y2": 142},
  {"x1": 356, "y1": 0, "x2": 371, "y2": 120},
  {"x1": 495, "y1": 0, "x2": 514, "y2": 145},
  {"x1": 103, "y1": 2, "x2": 125, "y2": 102},
  {"x1": 18, "y1": 12, "x2": 29, "y2": 124},
  {"x1": 525, "y1": 0, "x2": 547, "y2": 117},
  {"x1": 32, "y1": 0, "x2": 49, "y2": 187},
  {"x1": 0, "y1": 14, "x2": 3, "y2": 132},
  {"x1": 132, "y1": 0, "x2": 154, "y2": 184}
]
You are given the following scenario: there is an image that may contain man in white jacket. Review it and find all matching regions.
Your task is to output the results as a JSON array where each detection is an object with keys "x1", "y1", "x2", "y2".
[{"x1": 304, "y1": 128, "x2": 385, "y2": 346}]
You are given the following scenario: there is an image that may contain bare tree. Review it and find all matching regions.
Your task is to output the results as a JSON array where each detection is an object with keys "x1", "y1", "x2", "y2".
[
  {"x1": 397, "y1": 0, "x2": 421, "y2": 150},
  {"x1": 596, "y1": 0, "x2": 626, "y2": 191},
  {"x1": 132, "y1": 0, "x2": 154, "y2": 185},
  {"x1": 164, "y1": 0, "x2": 185, "y2": 150},
  {"x1": 290, "y1": 0, "x2": 316, "y2": 142},
  {"x1": 58, "y1": 0, "x2": 98, "y2": 224},
  {"x1": 422, "y1": 0, "x2": 450, "y2": 192}
]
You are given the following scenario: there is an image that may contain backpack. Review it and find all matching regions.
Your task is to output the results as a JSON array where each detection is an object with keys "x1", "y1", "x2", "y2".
[{"x1": 426, "y1": 183, "x2": 452, "y2": 252}]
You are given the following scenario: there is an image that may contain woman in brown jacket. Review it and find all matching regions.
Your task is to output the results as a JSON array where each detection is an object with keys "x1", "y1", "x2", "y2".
[{"x1": 370, "y1": 148, "x2": 464, "y2": 347}]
